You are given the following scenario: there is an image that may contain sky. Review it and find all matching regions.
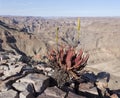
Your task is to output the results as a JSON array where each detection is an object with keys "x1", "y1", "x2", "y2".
[{"x1": 0, "y1": 0, "x2": 120, "y2": 17}]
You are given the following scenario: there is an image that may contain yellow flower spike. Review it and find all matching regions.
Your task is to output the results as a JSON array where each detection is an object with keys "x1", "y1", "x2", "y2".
[
  {"x1": 56, "y1": 27, "x2": 59, "y2": 49},
  {"x1": 77, "y1": 18, "x2": 80, "y2": 31},
  {"x1": 77, "y1": 18, "x2": 80, "y2": 41}
]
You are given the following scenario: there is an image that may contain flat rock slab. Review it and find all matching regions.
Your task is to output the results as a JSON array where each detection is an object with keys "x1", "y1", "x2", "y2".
[{"x1": 0, "y1": 89, "x2": 18, "y2": 98}]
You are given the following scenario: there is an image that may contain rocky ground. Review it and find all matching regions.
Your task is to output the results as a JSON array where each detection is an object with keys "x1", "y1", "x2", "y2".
[
  {"x1": 0, "y1": 16, "x2": 120, "y2": 98},
  {"x1": 0, "y1": 49, "x2": 98, "y2": 98}
]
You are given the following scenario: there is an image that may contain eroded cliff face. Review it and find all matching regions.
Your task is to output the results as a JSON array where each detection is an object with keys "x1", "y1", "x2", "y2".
[
  {"x1": 0, "y1": 16, "x2": 120, "y2": 63},
  {"x1": 0, "y1": 21, "x2": 47, "y2": 60}
]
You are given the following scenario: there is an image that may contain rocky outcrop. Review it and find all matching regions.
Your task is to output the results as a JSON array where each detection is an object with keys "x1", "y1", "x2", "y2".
[{"x1": 0, "y1": 50, "x2": 119, "y2": 98}]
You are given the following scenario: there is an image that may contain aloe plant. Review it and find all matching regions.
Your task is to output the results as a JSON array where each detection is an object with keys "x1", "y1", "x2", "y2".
[{"x1": 47, "y1": 45, "x2": 89, "y2": 80}]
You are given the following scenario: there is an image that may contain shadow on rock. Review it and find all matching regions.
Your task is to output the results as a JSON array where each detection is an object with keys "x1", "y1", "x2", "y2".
[
  {"x1": 4, "y1": 31, "x2": 26, "y2": 55},
  {"x1": 0, "y1": 39, "x2": 4, "y2": 51}
]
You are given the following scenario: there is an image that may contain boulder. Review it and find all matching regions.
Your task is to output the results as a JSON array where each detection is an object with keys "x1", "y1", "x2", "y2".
[{"x1": 17, "y1": 73, "x2": 50, "y2": 93}]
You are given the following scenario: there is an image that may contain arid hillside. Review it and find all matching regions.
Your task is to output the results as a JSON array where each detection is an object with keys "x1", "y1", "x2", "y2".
[
  {"x1": 0, "y1": 16, "x2": 120, "y2": 97},
  {"x1": 0, "y1": 16, "x2": 120, "y2": 63}
]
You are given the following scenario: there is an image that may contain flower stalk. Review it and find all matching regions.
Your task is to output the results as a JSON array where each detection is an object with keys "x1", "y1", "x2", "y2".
[
  {"x1": 77, "y1": 18, "x2": 80, "y2": 42},
  {"x1": 56, "y1": 27, "x2": 59, "y2": 50}
]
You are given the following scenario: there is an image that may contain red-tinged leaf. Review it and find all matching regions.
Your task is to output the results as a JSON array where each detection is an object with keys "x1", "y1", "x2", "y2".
[
  {"x1": 59, "y1": 47, "x2": 64, "y2": 62},
  {"x1": 81, "y1": 54, "x2": 89, "y2": 65},
  {"x1": 66, "y1": 61, "x2": 71, "y2": 70},
  {"x1": 66, "y1": 48, "x2": 74, "y2": 61},
  {"x1": 75, "y1": 50, "x2": 83, "y2": 63},
  {"x1": 73, "y1": 59, "x2": 83, "y2": 69}
]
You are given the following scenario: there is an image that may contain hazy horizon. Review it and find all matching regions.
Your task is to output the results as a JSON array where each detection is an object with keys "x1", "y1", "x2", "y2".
[{"x1": 0, "y1": 0, "x2": 120, "y2": 17}]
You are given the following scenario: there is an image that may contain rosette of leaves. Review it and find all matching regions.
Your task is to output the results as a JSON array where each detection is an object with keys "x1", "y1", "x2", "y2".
[{"x1": 47, "y1": 45, "x2": 89, "y2": 87}]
